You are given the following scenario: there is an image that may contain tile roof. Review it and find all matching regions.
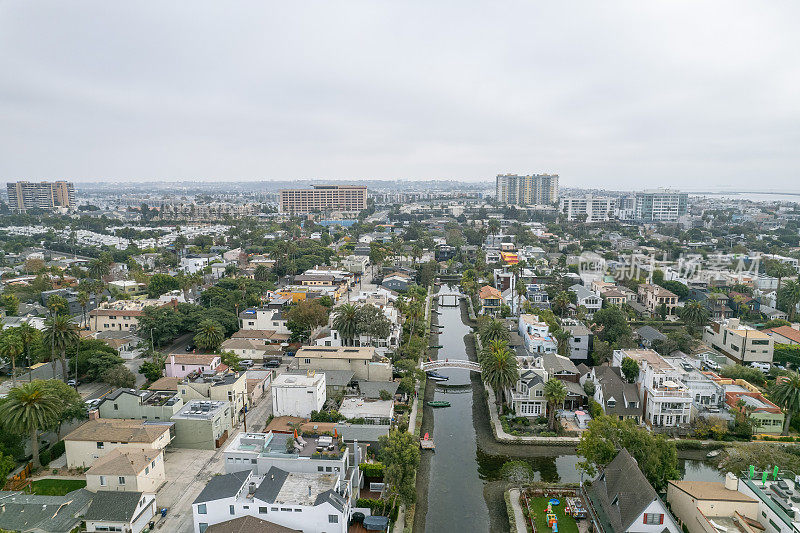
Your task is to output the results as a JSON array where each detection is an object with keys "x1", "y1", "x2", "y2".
[
  {"x1": 0, "y1": 489, "x2": 93, "y2": 532},
  {"x1": 169, "y1": 354, "x2": 219, "y2": 365},
  {"x1": 766, "y1": 325, "x2": 800, "y2": 344},
  {"x1": 149, "y1": 377, "x2": 179, "y2": 391},
  {"x1": 65, "y1": 419, "x2": 170, "y2": 444},
  {"x1": 479, "y1": 285, "x2": 502, "y2": 299}
]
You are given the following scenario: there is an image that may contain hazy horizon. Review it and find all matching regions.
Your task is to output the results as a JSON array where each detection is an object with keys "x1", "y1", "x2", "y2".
[{"x1": 2, "y1": 1, "x2": 799, "y2": 189}]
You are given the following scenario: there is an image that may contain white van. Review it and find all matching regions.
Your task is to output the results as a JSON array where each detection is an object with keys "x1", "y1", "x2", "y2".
[{"x1": 750, "y1": 362, "x2": 771, "y2": 373}]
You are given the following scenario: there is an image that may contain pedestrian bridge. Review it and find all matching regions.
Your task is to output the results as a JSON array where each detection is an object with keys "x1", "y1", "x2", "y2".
[{"x1": 421, "y1": 360, "x2": 482, "y2": 373}]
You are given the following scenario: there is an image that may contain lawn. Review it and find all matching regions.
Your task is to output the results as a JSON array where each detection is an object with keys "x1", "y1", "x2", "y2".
[
  {"x1": 30, "y1": 478, "x2": 87, "y2": 496},
  {"x1": 525, "y1": 496, "x2": 579, "y2": 533}
]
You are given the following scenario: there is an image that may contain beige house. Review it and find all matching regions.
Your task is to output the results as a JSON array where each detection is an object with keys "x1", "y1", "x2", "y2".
[
  {"x1": 178, "y1": 371, "x2": 249, "y2": 429},
  {"x1": 702, "y1": 318, "x2": 774, "y2": 365},
  {"x1": 85, "y1": 448, "x2": 165, "y2": 493},
  {"x1": 65, "y1": 419, "x2": 172, "y2": 468},
  {"x1": 638, "y1": 283, "x2": 678, "y2": 316},
  {"x1": 666, "y1": 475, "x2": 761, "y2": 533},
  {"x1": 219, "y1": 338, "x2": 282, "y2": 361},
  {"x1": 295, "y1": 346, "x2": 391, "y2": 381},
  {"x1": 89, "y1": 299, "x2": 176, "y2": 332}
]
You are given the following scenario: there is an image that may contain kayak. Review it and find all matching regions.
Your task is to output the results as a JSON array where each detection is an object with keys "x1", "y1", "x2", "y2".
[{"x1": 427, "y1": 401, "x2": 451, "y2": 408}]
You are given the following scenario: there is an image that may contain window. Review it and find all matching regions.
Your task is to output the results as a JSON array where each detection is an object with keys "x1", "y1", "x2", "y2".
[
  {"x1": 329, "y1": 515, "x2": 339, "y2": 523},
  {"x1": 271, "y1": 507, "x2": 278, "y2": 511},
  {"x1": 145, "y1": 466, "x2": 149, "y2": 474},
  {"x1": 118, "y1": 477, "x2": 126, "y2": 485},
  {"x1": 318, "y1": 466, "x2": 324, "y2": 472},
  {"x1": 199, "y1": 524, "x2": 208, "y2": 533},
  {"x1": 99, "y1": 475, "x2": 107, "y2": 486},
  {"x1": 96, "y1": 442, "x2": 104, "y2": 449},
  {"x1": 197, "y1": 504, "x2": 207, "y2": 514},
  {"x1": 294, "y1": 509, "x2": 302, "y2": 512},
  {"x1": 113, "y1": 403, "x2": 118, "y2": 410},
  {"x1": 259, "y1": 506, "x2": 268, "y2": 514},
  {"x1": 229, "y1": 505, "x2": 235, "y2": 515},
  {"x1": 535, "y1": 390, "x2": 543, "y2": 397},
  {"x1": 644, "y1": 513, "x2": 663, "y2": 525}
]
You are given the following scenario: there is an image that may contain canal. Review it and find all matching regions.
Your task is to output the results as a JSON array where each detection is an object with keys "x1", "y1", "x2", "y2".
[{"x1": 414, "y1": 286, "x2": 724, "y2": 532}]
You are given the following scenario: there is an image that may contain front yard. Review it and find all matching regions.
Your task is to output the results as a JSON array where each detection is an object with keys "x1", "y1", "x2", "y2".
[
  {"x1": 30, "y1": 478, "x2": 87, "y2": 496},
  {"x1": 524, "y1": 496, "x2": 579, "y2": 533}
]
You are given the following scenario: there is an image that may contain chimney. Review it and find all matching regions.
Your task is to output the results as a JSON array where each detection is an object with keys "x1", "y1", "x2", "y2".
[
  {"x1": 353, "y1": 439, "x2": 360, "y2": 466},
  {"x1": 725, "y1": 472, "x2": 738, "y2": 491}
]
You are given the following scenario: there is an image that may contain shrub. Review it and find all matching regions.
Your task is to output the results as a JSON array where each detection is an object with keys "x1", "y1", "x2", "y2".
[
  {"x1": 39, "y1": 449, "x2": 52, "y2": 466},
  {"x1": 50, "y1": 440, "x2": 66, "y2": 460},
  {"x1": 359, "y1": 462, "x2": 384, "y2": 478}
]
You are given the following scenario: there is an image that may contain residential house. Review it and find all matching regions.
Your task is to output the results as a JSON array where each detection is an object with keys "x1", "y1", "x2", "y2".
[
  {"x1": 192, "y1": 467, "x2": 350, "y2": 533},
  {"x1": 583, "y1": 366, "x2": 641, "y2": 422},
  {"x1": 89, "y1": 298, "x2": 176, "y2": 333},
  {"x1": 702, "y1": 318, "x2": 774, "y2": 365},
  {"x1": 569, "y1": 284, "x2": 602, "y2": 315},
  {"x1": 205, "y1": 516, "x2": 301, "y2": 533},
  {"x1": 220, "y1": 338, "x2": 282, "y2": 362},
  {"x1": 64, "y1": 419, "x2": 172, "y2": 468},
  {"x1": 84, "y1": 491, "x2": 157, "y2": 533},
  {"x1": 635, "y1": 325, "x2": 667, "y2": 349},
  {"x1": 177, "y1": 370, "x2": 249, "y2": 430},
  {"x1": 613, "y1": 349, "x2": 693, "y2": 429},
  {"x1": 561, "y1": 319, "x2": 592, "y2": 361},
  {"x1": 725, "y1": 387, "x2": 784, "y2": 435},
  {"x1": 271, "y1": 373, "x2": 326, "y2": 418},
  {"x1": 382, "y1": 273, "x2": 412, "y2": 292},
  {"x1": 638, "y1": 284, "x2": 679, "y2": 317},
  {"x1": 506, "y1": 366, "x2": 548, "y2": 417},
  {"x1": 517, "y1": 314, "x2": 555, "y2": 353},
  {"x1": 98, "y1": 388, "x2": 183, "y2": 422},
  {"x1": 85, "y1": 448, "x2": 165, "y2": 493},
  {"x1": 294, "y1": 346, "x2": 391, "y2": 382},
  {"x1": 583, "y1": 449, "x2": 681, "y2": 533},
  {"x1": 765, "y1": 325, "x2": 800, "y2": 346},
  {"x1": 171, "y1": 400, "x2": 235, "y2": 449},
  {"x1": 0, "y1": 488, "x2": 93, "y2": 533},
  {"x1": 667, "y1": 474, "x2": 760, "y2": 533},
  {"x1": 479, "y1": 285, "x2": 503, "y2": 316},
  {"x1": 239, "y1": 308, "x2": 290, "y2": 335},
  {"x1": 525, "y1": 284, "x2": 551, "y2": 310},
  {"x1": 165, "y1": 354, "x2": 223, "y2": 378},
  {"x1": 541, "y1": 353, "x2": 586, "y2": 409}
]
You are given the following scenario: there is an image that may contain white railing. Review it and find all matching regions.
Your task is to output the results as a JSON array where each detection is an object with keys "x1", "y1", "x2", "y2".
[{"x1": 421, "y1": 360, "x2": 482, "y2": 373}]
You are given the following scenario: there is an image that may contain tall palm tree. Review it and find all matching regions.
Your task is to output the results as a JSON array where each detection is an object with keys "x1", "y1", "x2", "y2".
[
  {"x1": 17, "y1": 323, "x2": 39, "y2": 383},
  {"x1": 553, "y1": 328, "x2": 572, "y2": 358},
  {"x1": 479, "y1": 319, "x2": 509, "y2": 344},
  {"x1": 553, "y1": 291, "x2": 571, "y2": 317},
  {"x1": 194, "y1": 319, "x2": 224, "y2": 351},
  {"x1": 772, "y1": 372, "x2": 800, "y2": 435},
  {"x1": 333, "y1": 304, "x2": 360, "y2": 346},
  {"x1": 76, "y1": 290, "x2": 90, "y2": 328},
  {"x1": 543, "y1": 378, "x2": 568, "y2": 431},
  {"x1": 515, "y1": 280, "x2": 527, "y2": 316},
  {"x1": 680, "y1": 300, "x2": 709, "y2": 335},
  {"x1": 781, "y1": 280, "x2": 800, "y2": 321},
  {"x1": 0, "y1": 330, "x2": 24, "y2": 388},
  {"x1": 43, "y1": 314, "x2": 79, "y2": 383},
  {"x1": 0, "y1": 381, "x2": 60, "y2": 468},
  {"x1": 480, "y1": 340, "x2": 519, "y2": 405},
  {"x1": 88, "y1": 258, "x2": 110, "y2": 280}
]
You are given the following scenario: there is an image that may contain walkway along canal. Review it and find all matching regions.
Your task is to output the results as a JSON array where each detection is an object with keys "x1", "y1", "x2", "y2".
[{"x1": 413, "y1": 286, "x2": 723, "y2": 532}]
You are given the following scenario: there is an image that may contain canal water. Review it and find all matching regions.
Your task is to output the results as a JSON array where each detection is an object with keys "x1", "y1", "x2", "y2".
[{"x1": 418, "y1": 286, "x2": 723, "y2": 532}]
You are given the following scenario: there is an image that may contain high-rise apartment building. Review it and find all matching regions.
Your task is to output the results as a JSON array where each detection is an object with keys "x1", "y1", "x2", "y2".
[
  {"x1": 495, "y1": 174, "x2": 559, "y2": 206},
  {"x1": 279, "y1": 185, "x2": 367, "y2": 214},
  {"x1": 633, "y1": 189, "x2": 688, "y2": 222},
  {"x1": 559, "y1": 195, "x2": 617, "y2": 222},
  {"x1": 6, "y1": 181, "x2": 76, "y2": 212}
]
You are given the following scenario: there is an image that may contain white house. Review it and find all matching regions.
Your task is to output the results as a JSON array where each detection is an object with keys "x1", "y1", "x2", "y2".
[
  {"x1": 271, "y1": 373, "x2": 326, "y2": 417},
  {"x1": 85, "y1": 448, "x2": 165, "y2": 493},
  {"x1": 569, "y1": 284, "x2": 602, "y2": 315},
  {"x1": 192, "y1": 467, "x2": 350, "y2": 533},
  {"x1": 518, "y1": 314, "x2": 557, "y2": 355},
  {"x1": 506, "y1": 366, "x2": 548, "y2": 417},
  {"x1": 239, "y1": 307, "x2": 290, "y2": 335}
]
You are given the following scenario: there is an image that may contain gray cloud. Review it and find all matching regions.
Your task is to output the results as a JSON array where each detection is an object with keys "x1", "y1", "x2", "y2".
[{"x1": 1, "y1": 1, "x2": 799, "y2": 189}]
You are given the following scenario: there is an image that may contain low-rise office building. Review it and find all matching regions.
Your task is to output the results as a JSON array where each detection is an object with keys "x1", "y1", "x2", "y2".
[{"x1": 703, "y1": 318, "x2": 774, "y2": 365}]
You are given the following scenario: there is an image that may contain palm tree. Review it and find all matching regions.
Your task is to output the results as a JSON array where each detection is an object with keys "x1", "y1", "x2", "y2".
[
  {"x1": 781, "y1": 280, "x2": 800, "y2": 321},
  {"x1": 333, "y1": 304, "x2": 360, "y2": 346},
  {"x1": 43, "y1": 314, "x2": 79, "y2": 383},
  {"x1": 17, "y1": 323, "x2": 39, "y2": 383},
  {"x1": 543, "y1": 378, "x2": 567, "y2": 431},
  {"x1": 88, "y1": 258, "x2": 110, "y2": 280},
  {"x1": 0, "y1": 330, "x2": 24, "y2": 387},
  {"x1": 553, "y1": 291, "x2": 570, "y2": 317},
  {"x1": 480, "y1": 340, "x2": 519, "y2": 405},
  {"x1": 772, "y1": 372, "x2": 800, "y2": 435},
  {"x1": 254, "y1": 264, "x2": 270, "y2": 282},
  {"x1": 76, "y1": 290, "x2": 90, "y2": 328},
  {"x1": 479, "y1": 319, "x2": 509, "y2": 344},
  {"x1": 766, "y1": 260, "x2": 795, "y2": 291},
  {"x1": 553, "y1": 328, "x2": 572, "y2": 358},
  {"x1": 0, "y1": 381, "x2": 60, "y2": 468},
  {"x1": 194, "y1": 319, "x2": 224, "y2": 351},
  {"x1": 680, "y1": 299, "x2": 709, "y2": 335},
  {"x1": 515, "y1": 280, "x2": 527, "y2": 316}
]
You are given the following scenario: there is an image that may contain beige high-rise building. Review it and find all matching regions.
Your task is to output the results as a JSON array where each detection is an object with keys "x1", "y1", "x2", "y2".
[
  {"x1": 279, "y1": 185, "x2": 367, "y2": 214},
  {"x1": 6, "y1": 180, "x2": 76, "y2": 212},
  {"x1": 495, "y1": 174, "x2": 558, "y2": 206}
]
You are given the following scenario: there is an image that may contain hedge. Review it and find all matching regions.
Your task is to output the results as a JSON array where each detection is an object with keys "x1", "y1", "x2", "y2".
[
  {"x1": 359, "y1": 462, "x2": 385, "y2": 478},
  {"x1": 356, "y1": 497, "x2": 398, "y2": 520}
]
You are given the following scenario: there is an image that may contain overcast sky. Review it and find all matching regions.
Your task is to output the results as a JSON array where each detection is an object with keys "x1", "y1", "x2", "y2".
[{"x1": 1, "y1": 1, "x2": 799, "y2": 190}]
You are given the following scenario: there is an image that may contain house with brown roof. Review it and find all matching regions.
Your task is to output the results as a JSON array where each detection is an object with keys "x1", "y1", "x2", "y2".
[
  {"x1": 765, "y1": 325, "x2": 800, "y2": 346},
  {"x1": 666, "y1": 474, "x2": 761, "y2": 533},
  {"x1": 165, "y1": 354, "x2": 222, "y2": 378},
  {"x1": 479, "y1": 285, "x2": 502, "y2": 315},
  {"x1": 85, "y1": 448, "x2": 165, "y2": 493},
  {"x1": 65, "y1": 419, "x2": 172, "y2": 468}
]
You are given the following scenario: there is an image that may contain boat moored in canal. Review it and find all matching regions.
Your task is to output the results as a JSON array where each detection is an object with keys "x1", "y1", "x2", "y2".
[
  {"x1": 425, "y1": 371, "x2": 449, "y2": 382},
  {"x1": 427, "y1": 400, "x2": 451, "y2": 408}
]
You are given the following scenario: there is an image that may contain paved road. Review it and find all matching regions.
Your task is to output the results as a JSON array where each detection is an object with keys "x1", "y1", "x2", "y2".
[{"x1": 161, "y1": 332, "x2": 195, "y2": 355}]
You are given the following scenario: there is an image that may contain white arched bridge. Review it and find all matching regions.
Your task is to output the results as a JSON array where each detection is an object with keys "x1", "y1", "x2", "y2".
[{"x1": 421, "y1": 360, "x2": 482, "y2": 373}]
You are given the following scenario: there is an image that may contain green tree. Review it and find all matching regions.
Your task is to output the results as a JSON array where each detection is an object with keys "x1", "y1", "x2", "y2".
[
  {"x1": 554, "y1": 328, "x2": 572, "y2": 358},
  {"x1": 101, "y1": 365, "x2": 136, "y2": 388},
  {"x1": 621, "y1": 356, "x2": 639, "y2": 383},
  {"x1": 88, "y1": 258, "x2": 111, "y2": 279},
  {"x1": 1, "y1": 294, "x2": 19, "y2": 316},
  {"x1": 378, "y1": 429, "x2": 420, "y2": 511},
  {"x1": 194, "y1": 319, "x2": 225, "y2": 351},
  {"x1": 478, "y1": 319, "x2": 509, "y2": 344},
  {"x1": 479, "y1": 340, "x2": 519, "y2": 404},
  {"x1": 591, "y1": 339, "x2": 612, "y2": 366},
  {"x1": 583, "y1": 380, "x2": 596, "y2": 397},
  {"x1": 765, "y1": 259, "x2": 795, "y2": 291},
  {"x1": 593, "y1": 306, "x2": 631, "y2": 345},
  {"x1": 76, "y1": 290, "x2": 91, "y2": 328},
  {"x1": 333, "y1": 304, "x2": 360, "y2": 346},
  {"x1": 45, "y1": 294, "x2": 69, "y2": 316},
  {"x1": 253, "y1": 264, "x2": 270, "y2": 282},
  {"x1": 543, "y1": 378, "x2": 567, "y2": 431},
  {"x1": 779, "y1": 280, "x2": 800, "y2": 321},
  {"x1": 43, "y1": 314, "x2": 79, "y2": 382},
  {"x1": 286, "y1": 300, "x2": 330, "y2": 343},
  {"x1": 771, "y1": 371, "x2": 800, "y2": 435},
  {"x1": 0, "y1": 330, "x2": 24, "y2": 388},
  {"x1": 577, "y1": 416, "x2": 679, "y2": 491},
  {"x1": 681, "y1": 300, "x2": 709, "y2": 335},
  {"x1": 219, "y1": 351, "x2": 242, "y2": 371},
  {"x1": 356, "y1": 304, "x2": 392, "y2": 346},
  {"x1": 553, "y1": 291, "x2": 571, "y2": 317},
  {"x1": 40, "y1": 379, "x2": 84, "y2": 439},
  {"x1": 0, "y1": 381, "x2": 60, "y2": 468},
  {"x1": 147, "y1": 273, "x2": 180, "y2": 298}
]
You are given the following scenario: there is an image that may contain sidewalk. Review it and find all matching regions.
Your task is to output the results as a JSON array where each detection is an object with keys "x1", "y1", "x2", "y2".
[{"x1": 508, "y1": 488, "x2": 528, "y2": 533}]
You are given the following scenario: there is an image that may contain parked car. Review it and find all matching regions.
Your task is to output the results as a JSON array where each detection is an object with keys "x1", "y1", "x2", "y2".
[
  {"x1": 750, "y1": 362, "x2": 771, "y2": 373},
  {"x1": 263, "y1": 360, "x2": 280, "y2": 368},
  {"x1": 240, "y1": 359, "x2": 254, "y2": 368},
  {"x1": 67, "y1": 379, "x2": 80, "y2": 387},
  {"x1": 185, "y1": 344, "x2": 196, "y2": 352}
]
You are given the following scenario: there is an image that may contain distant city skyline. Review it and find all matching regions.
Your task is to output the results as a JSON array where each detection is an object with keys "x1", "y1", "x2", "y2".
[{"x1": 1, "y1": 2, "x2": 798, "y2": 189}]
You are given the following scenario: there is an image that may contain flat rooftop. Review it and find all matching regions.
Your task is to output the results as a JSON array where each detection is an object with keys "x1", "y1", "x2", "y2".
[
  {"x1": 339, "y1": 398, "x2": 393, "y2": 419},
  {"x1": 172, "y1": 400, "x2": 228, "y2": 420},
  {"x1": 275, "y1": 472, "x2": 337, "y2": 507}
]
